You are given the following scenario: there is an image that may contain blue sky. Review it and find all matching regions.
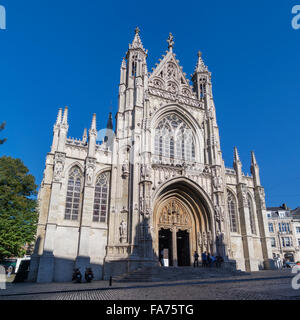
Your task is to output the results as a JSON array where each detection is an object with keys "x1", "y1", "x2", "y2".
[{"x1": 0, "y1": 1, "x2": 299, "y2": 208}]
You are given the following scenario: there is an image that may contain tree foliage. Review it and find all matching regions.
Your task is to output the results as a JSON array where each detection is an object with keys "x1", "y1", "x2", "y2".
[
  {"x1": 0, "y1": 156, "x2": 38, "y2": 259},
  {"x1": 0, "y1": 122, "x2": 7, "y2": 145}
]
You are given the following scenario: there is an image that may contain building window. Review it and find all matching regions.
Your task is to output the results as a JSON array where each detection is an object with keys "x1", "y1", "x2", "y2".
[
  {"x1": 282, "y1": 237, "x2": 292, "y2": 247},
  {"x1": 279, "y1": 222, "x2": 290, "y2": 234},
  {"x1": 296, "y1": 227, "x2": 300, "y2": 234},
  {"x1": 154, "y1": 114, "x2": 196, "y2": 162},
  {"x1": 93, "y1": 172, "x2": 110, "y2": 223},
  {"x1": 298, "y1": 239, "x2": 300, "y2": 246},
  {"x1": 270, "y1": 237, "x2": 276, "y2": 247},
  {"x1": 65, "y1": 166, "x2": 82, "y2": 220},
  {"x1": 227, "y1": 191, "x2": 238, "y2": 233},
  {"x1": 248, "y1": 195, "x2": 256, "y2": 235},
  {"x1": 268, "y1": 223, "x2": 274, "y2": 233}
]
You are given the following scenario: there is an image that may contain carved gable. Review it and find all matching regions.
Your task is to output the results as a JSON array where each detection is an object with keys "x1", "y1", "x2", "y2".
[{"x1": 149, "y1": 51, "x2": 196, "y2": 99}]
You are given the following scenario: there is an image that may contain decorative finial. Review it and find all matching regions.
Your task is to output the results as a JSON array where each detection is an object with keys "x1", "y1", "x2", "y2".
[
  {"x1": 167, "y1": 33, "x2": 174, "y2": 50},
  {"x1": 198, "y1": 51, "x2": 202, "y2": 58},
  {"x1": 135, "y1": 26, "x2": 140, "y2": 34}
]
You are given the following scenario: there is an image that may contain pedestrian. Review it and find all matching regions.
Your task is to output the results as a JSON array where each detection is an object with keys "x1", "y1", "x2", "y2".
[
  {"x1": 210, "y1": 254, "x2": 216, "y2": 267},
  {"x1": 216, "y1": 255, "x2": 223, "y2": 268},
  {"x1": 207, "y1": 253, "x2": 211, "y2": 267},
  {"x1": 201, "y1": 251, "x2": 207, "y2": 267},
  {"x1": 160, "y1": 249, "x2": 164, "y2": 267},
  {"x1": 7, "y1": 266, "x2": 13, "y2": 278},
  {"x1": 193, "y1": 251, "x2": 199, "y2": 267}
]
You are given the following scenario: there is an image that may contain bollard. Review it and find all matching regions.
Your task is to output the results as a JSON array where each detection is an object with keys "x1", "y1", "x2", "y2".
[{"x1": 109, "y1": 276, "x2": 112, "y2": 286}]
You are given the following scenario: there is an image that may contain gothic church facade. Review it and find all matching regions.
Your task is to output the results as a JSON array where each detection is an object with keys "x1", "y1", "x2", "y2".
[{"x1": 29, "y1": 29, "x2": 274, "y2": 282}]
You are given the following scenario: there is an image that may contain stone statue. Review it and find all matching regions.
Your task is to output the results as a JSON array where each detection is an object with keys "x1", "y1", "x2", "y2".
[
  {"x1": 54, "y1": 162, "x2": 63, "y2": 180},
  {"x1": 119, "y1": 219, "x2": 127, "y2": 237},
  {"x1": 86, "y1": 166, "x2": 93, "y2": 184}
]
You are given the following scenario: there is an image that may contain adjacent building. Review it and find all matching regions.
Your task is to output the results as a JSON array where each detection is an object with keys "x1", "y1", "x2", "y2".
[{"x1": 267, "y1": 204, "x2": 300, "y2": 265}]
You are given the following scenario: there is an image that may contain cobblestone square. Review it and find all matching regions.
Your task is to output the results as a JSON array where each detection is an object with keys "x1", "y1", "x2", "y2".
[{"x1": 0, "y1": 270, "x2": 299, "y2": 300}]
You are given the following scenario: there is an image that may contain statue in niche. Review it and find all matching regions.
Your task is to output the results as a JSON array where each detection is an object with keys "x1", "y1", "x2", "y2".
[
  {"x1": 54, "y1": 162, "x2": 63, "y2": 180},
  {"x1": 86, "y1": 166, "x2": 93, "y2": 184},
  {"x1": 119, "y1": 219, "x2": 127, "y2": 241}
]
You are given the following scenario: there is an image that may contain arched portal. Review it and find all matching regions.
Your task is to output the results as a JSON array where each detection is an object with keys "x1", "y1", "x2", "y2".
[{"x1": 153, "y1": 178, "x2": 215, "y2": 267}]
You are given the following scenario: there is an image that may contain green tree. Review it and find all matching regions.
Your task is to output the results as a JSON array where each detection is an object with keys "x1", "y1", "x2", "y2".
[
  {"x1": 0, "y1": 122, "x2": 7, "y2": 145},
  {"x1": 0, "y1": 156, "x2": 38, "y2": 260}
]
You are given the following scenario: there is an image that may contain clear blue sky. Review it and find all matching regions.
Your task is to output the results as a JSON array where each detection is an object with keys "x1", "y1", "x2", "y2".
[{"x1": 0, "y1": 1, "x2": 299, "y2": 209}]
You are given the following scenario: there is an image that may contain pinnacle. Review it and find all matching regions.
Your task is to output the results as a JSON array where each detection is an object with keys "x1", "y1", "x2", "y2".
[
  {"x1": 129, "y1": 26, "x2": 147, "y2": 54},
  {"x1": 194, "y1": 51, "x2": 208, "y2": 74}
]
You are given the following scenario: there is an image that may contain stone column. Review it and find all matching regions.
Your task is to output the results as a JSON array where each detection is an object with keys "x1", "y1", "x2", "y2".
[{"x1": 172, "y1": 227, "x2": 178, "y2": 267}]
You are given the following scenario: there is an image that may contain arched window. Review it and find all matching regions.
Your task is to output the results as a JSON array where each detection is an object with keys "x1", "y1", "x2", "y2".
[
  {"x1": 248, "y1": 195, "x2": 256, "y2": 235},
  {"x1": 154, "y1": 114, "x2": 196, "y2": 162},
  {"x1": 65, "y1": 166, "x2": 82, "y2": 220},
  {"x1": 227, "y1": 190, "x2": 238, "y2": 233},
  {"x1": 93, "y1": 172, "x2": 110, "y2": 223}
]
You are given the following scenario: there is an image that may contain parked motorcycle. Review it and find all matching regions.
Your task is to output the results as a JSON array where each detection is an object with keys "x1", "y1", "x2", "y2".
[
  {"x1": 85, "y1": 267, "x2": 94, "y2": 283},
  {"x1": 72, "y1": 268, "x2": 82, "y2": 283}
]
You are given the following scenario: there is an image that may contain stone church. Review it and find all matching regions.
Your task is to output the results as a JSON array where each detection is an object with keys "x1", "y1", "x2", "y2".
[{"x1": 29, "y1": 28, "x2": 274, "y2": 283}]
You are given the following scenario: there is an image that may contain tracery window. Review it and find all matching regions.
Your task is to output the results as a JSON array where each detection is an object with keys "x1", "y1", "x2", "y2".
[
  {"x1": 247, "y1": 195, "x2": 257, "y2": 235},
  {"x1": 154, "y1": 114, "x2": 195, "y2": 162},
  {"x1": 93, "y1": 172, "x2": 110, "y2": 223},
  {"x1": 65, "y1": 166, "x2": 82, "y2": 220},
  {"x1": 227, "y1": 191, "x2": 238, "y2": 233}
]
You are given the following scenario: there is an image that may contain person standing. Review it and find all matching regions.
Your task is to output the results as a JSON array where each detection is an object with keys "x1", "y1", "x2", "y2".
[
  {"x1": 201, "y1": 251, "x2": 207, "y2": 267},
  {"x1": 193, "y1": 251, "x2": 199, "y2": 267},
  {"x1": 207, "y1": 253, "x2": 211, "y2": 267}
]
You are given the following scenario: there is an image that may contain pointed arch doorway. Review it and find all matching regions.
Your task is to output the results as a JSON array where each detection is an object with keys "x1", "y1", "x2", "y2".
[
  {"x1": 156, "y1": 197, "x2": 194, "y2": 267},
  {"x1": 153, "y1": 179, "x2": 216, "y2": 268}
]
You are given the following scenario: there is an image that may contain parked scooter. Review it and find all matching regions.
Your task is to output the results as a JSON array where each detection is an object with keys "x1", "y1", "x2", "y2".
[
  {"x1": 85, "y1": 267, "x2": 94, "y2": 283},
  {"x1": 72, "y1": 268, "x2": 82, "y2": 283}
]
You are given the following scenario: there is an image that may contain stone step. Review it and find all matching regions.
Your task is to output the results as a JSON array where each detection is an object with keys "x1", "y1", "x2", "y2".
[{"x1": 113, "y1": 266, "x2": 246, "y2": 283}]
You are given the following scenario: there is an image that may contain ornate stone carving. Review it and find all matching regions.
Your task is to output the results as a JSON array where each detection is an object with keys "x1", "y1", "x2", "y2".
[
  {"x1": 241, "y1": 184, "x2": 248, "y2": 207},
  {"x1": 258, "y1": 187, "x2": 266, "y2": 209},
  {"x1": 85, "y1": 158, "x2": 96, "y2": 185},
  {"x1": 140, "y1": 164, "x2": 151, "y2": 180},
  {"x1": 122, "y1": 160, "x2": 129, "y2": 178},
  {"x1": 119, "y1": 219, "x2": 127, "y2": 243},
  {"x1": 158, "y1": 199, "x2": 191, "y2": 228},
  {"x1": 214, "y1": 205, "x2": 224, "y2": 222},
  {"x1": 53, "y1": 152, "x2": 65, "y2": 182}
]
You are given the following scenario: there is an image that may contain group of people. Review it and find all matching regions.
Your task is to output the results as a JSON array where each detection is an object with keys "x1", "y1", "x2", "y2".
[{"x1": 193, "y1": 251, "x2": 224, "y2": 268}]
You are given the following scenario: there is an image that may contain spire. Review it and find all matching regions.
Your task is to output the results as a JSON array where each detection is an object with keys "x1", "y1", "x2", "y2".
[
  {"x1": 104, "y1": 112, "x2": 113, "y2": 144},
  {"x1": 62, "y1": 107, "x2": 68, "y2": 125},
  {"x1": 193, "y1": 51, "x2": 208, "y2": 74},
  {"x1": 106, "y1": 112, "x2": 113, "y2": 130},
  {"x1": 167, "y1": 33, "x2": 174, "y2": 51},
  {"x1": 234, "y1": 147, "x2": 240, "y2": 164},
  {"x1": 56, "y1": 108, "x2": 62, "y2": 125},
  {"x1": 233, "y1": 147, "x2": 243, "y2": 183},
  {"x1": 251, "y1": 150, "x2": 257, "y2": 166},
  {"x1": 90, "y1": 113, "x2": 97, "y2": 133},
  {"x1": 251, "y1": 151, "x2": 261, "y2": 186},
  {"x1": 121, "y1": 57, "x2": 126, "y2": 69},
  {"x1": 82, "y1": 128, "x2": 87, "y2": 144},
  {"x1": 88, "y1": 113, "x2": 97, "y2": 157},
  {"x1": 129, "y1": 27, "x2": 147, "y2": 54}
]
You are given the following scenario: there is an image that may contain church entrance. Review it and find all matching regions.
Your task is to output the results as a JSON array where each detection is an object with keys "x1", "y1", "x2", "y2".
[
  {"x1": 177, "y1": 230, "x2": 190, "y2": 266},
  {"x1": 154, "y1": 180, "x2": 216, "y2": 269},
  {"x1": 156, "y1": 197, "x2": 194, "y2": 267},
  {"x1": 159, "y1": 228, "x2": 173, "y2": 266}
]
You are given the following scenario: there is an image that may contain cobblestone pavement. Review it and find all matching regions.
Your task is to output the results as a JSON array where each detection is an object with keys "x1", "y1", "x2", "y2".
[{"x1": 0, "y1": 269, "x2": 299, "y2": 300}]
